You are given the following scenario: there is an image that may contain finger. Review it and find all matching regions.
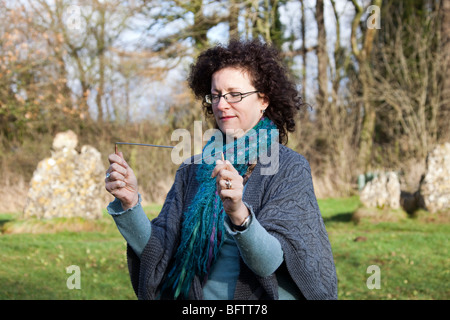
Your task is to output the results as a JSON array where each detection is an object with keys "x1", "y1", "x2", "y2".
[
  {"x1": 108, "y1": 153, "x2": 124, "y2": 166},
  {"x1": 219, "y1": 177, "x2": 244, "y2": 191},
  {"x1": 215, "y1": 159, "x2": 238, "y2": 178},
  {"x1": 105, "y1": 179, "x2": 126, "y2": 192},
  {"x1": 224, "y1": 160, "x2": 239, "y2": 175},
  {"x1": 218, "y1": 179, "x2": 233, "y2": 190},
  {"x1": 219, "y1": 189, "x2": 240, "y2": 202},
  {"x1": 108, "y1": 153, "x2": 129, "y2": 170},
  {"x1": 217, "y1": 168, "x2": 235, "y2": 181},
  {"x1": 118, "y1": 152, "x2": 132, "y2": 169},
  {"x1": 108, "y1": 163, "x2": 127, "y2": 176},
  {"x1": 107, "y1": 171, "x2": 125, "y2": 182},
  {"x1": 211, "y1": 160, "x2": 226, "y2": 178}
]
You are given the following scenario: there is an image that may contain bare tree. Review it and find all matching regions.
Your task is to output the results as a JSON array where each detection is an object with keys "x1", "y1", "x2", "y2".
[
  {"x1": 371, "y1": 0, "x2": 448, "y2": 162},
  {"x1": 142, "y1": 0, "x2": 229, "y2": 54},
  {"x1": 315, "y1": 0, "x2": 328, "y2": 113},
  {"x1": 229, "y1": 0, "x2": 241, "y2": 39},
  {"x1": 441, "y1": 0, "x2": 450, "y2": 141},
  {"x1": 349, "y1": 0, "x2": 383, "y2": 171},
  {"x1": 0, "y1": 1, "x2": 77, "y2": 139}
]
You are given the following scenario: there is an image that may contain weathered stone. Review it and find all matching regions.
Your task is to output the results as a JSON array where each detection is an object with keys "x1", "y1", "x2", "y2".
[
  {"x1": 52, "y1": 130, "x2": 78, "y2": 151},
  {"x1": 360, "y1": 172, "x2": 401, "y2": 209},
  {"x1": 23, "y1": 131, "x2": 105, "y2": 219},
  {"x1": 419, "y1": 142, "x2": 450, "y2": 213}
]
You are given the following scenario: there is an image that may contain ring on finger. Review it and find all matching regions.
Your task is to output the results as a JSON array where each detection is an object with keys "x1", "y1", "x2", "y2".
[
  {"x1": 225, "y1": 179, "x2": 232, "y2": 189},
  {"x1": 106, "y1": 172, "x2": 111, "y2": 179}
]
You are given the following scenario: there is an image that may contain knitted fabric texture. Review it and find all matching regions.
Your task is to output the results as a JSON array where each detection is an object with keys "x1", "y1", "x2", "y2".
[
  {"x1": 126, "y1": 144, "x2": 338, "y2": 300},
  {"x1": 160, "y1": 117, "x2": 278, "y2": 299}
]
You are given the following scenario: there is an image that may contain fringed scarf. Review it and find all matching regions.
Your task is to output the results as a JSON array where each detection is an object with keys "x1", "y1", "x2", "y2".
[{"x1": 160, "y1": 117, "x2": 278, "y2": 299}]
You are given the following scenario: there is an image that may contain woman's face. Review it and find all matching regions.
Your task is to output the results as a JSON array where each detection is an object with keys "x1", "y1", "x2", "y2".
[{"x1": 211, "y1": 67, "x2": 268, "y2": 138}]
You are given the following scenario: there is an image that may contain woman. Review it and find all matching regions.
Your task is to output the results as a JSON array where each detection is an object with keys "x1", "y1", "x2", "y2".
[{"x1": 105, "y1": 39, "x2": 337, "y2": 300}]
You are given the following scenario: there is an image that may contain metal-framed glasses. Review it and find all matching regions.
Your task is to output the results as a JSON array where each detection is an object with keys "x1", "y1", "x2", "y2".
[{"x1": 205, "y1": 91, "x2": 260, "y2": 105}]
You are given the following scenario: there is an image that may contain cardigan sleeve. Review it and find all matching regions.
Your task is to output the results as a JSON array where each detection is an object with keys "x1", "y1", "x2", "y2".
[
  {"x1": 107, "y1": 194, "x2": 151, "y2": 258},
  {"x1": 246, "y1": 147, "x2": 338, "y2": 300},
  {"x1": 225, "y1": 205, "x2": 284, "y2": 277},
  {"x1": 126, "y1": 162, "x2": 194, "y2": 299}
]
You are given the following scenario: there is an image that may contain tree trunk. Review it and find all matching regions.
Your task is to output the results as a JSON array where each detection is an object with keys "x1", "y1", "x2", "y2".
[
  {"x1": 442, "y1": 0, "x2": 450, "y2": 139},
  {"x1": 90, "y1": 0, "x2": 106, "y2": 123},
  {"x1": 358, "y1": 63, "x2": 376, "y2": 170},
  {"x1": 229, "y1": 0, "x2": 240, "y2": 39},
  {"x1": 300, "y1": 0, "x2": 307, "y2": 102},
  {"x1": 316, "y1": 0, "x2": 328, "y2": 113},
  {"x1": 350, "y1": 0, "x2": 383, "y2": 171}
]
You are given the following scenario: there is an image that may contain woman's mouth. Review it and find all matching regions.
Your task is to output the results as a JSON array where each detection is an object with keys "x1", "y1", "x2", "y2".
[{"x1": 220, "y1": 115, "x2": 236, "y2": 121}]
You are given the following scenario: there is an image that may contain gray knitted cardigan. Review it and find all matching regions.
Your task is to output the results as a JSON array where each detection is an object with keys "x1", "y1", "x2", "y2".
[{"x1": 126, "y1": 144, "x2": 338, "y2": 300}]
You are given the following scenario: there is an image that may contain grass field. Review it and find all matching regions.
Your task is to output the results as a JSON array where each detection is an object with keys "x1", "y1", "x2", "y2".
[{"x1": 0, "y1": 197, "x2": 448, "y2": 300}]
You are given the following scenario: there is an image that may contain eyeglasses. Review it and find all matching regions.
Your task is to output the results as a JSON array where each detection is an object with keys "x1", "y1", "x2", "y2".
[{"x1": 205, "y1": 91, "x2": 259, "y2": 105}]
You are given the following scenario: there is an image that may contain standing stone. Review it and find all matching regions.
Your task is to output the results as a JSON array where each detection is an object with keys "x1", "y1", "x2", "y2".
[
  {"x1": 23, "y1": 130, "x2": 105, "y2": 219},
  {"x1": 419, "y1": 142, "x2": 450, "y2": 213},
  {"x1": 360, "y1": 172, "x2": 401, "y2": 209}
]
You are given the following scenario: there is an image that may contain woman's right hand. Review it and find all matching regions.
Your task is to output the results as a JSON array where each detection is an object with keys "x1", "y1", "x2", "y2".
[{"x1": 105, "y1": 151, "x2": 139, "y2": 210}]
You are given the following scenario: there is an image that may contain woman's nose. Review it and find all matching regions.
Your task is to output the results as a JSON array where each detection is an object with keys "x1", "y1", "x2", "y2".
[{"x1": 215, "y1": 96, "x2": 230, "y2": 111}]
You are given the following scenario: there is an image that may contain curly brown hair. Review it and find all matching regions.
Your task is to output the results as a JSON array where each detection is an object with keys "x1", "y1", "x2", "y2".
[{"x1": 188, "y1": 39, "x2": 304, "y2": 145}]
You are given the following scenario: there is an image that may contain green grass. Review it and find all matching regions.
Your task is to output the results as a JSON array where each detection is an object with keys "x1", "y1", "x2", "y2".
[
  {"x1": 318, "y1": 197, "x2": 449, "y2": 300},
  {"x1": 0, "y1": 198, "x2": 448, "y2": 300},
  {"x1": 0, "y1": 215, "x2": 134, "y2": 299}
]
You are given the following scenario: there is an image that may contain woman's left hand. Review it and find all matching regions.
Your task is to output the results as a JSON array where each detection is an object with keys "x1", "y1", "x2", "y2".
[{"x1": 211, "y1": 159, "x2": 249, "y2": 225}]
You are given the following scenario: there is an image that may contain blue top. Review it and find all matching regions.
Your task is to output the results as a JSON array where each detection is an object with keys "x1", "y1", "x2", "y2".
[{"x1": 107, "y1": 194, "x2": 301, "y2": 299}]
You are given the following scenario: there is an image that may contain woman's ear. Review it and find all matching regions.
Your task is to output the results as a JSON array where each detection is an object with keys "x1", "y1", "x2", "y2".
[{"x1": 259, "y1": 93, "x2": 270, "y2": 110}]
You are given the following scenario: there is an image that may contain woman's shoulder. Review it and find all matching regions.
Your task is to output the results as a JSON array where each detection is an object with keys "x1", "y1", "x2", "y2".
[
  {"x1": 277, "y1": 144, "x2": 311, "y2": 170},
  {"x1": 257, "y1": 143, "x2": 311, "y2": 178}
]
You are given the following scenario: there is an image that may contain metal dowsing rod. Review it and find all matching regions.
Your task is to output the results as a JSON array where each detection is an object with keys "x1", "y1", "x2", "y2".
[
  {"x1": 114, "y1": 142, "x2": 224, "y2": 170},
  {"x1": 115, "y1": 142, "x2": 175, "y2": 154}
]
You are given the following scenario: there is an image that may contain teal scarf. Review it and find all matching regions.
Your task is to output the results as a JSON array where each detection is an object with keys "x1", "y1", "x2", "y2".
[{"x1": 160, "y1": 117, "x2": 278, "y2": 299}]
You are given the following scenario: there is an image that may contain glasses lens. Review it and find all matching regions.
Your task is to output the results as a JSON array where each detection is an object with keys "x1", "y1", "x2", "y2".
[
  {"x1": 206, "y1": 94, "x2": 222, "y2": 104},
  {"x1": 225, "y1": 92, "x2": 242, "y2": 103}
]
